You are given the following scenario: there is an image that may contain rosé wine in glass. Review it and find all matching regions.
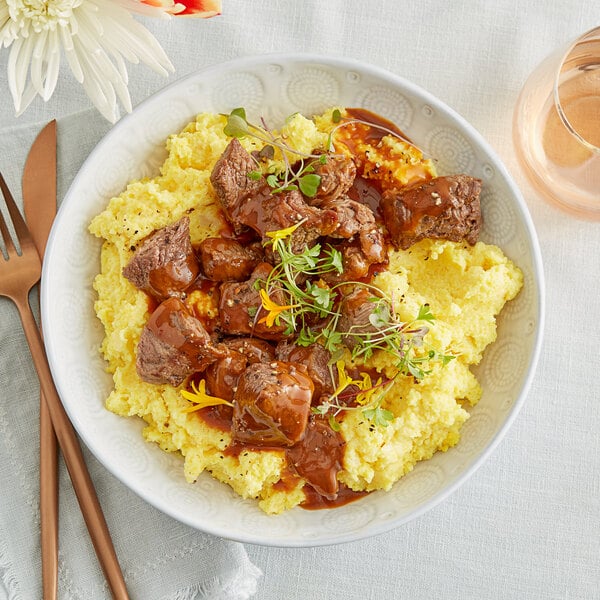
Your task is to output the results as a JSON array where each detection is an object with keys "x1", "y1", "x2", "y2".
[{"x1": 513, "y1": 27, "x2": 600, "y2": 217}]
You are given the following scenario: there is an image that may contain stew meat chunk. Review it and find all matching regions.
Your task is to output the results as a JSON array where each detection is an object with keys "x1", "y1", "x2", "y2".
[
  {"x1": 381, "y1": 174, "x2": 482, "y2": 250},
  {"x1": 199, "y1": 237, "x2": 263, "y2": 282},
  {"x1": 204, "y1": 338, "x2": 276, "y2": 401},
  {"x1": 136, "y1": 297, "x2": 227, "y2": 386},
  {"x1": 232, "y1": 361, "x2": 314, "y2": 446},
  {"x1": 123, "y1": 216, "x2": 199, "y2": 301}
]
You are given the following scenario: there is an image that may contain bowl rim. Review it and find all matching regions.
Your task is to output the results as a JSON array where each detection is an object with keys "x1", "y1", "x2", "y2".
[{"x1": 41, "y1": 51, "x2": 545, "y2": 546}]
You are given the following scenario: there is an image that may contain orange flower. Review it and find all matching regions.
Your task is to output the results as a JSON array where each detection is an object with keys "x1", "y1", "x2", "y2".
[
  {"x1": 176, "y1": 0, "x2": 221, "y2": 16},
  {"x1": 140, "y1": 0, "x2": 221, "y2": 16},
  {"x1": 258, "y1": 288, "x2": 298, "y2": 328}
]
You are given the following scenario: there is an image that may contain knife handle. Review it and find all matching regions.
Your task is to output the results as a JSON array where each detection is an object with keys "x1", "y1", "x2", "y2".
[
  {"x1": 14, "y1": 293, "x2": 130, "y2": 600},
  {"x1": 40, "y1": 391, "x2": 59, "y2": 600}
]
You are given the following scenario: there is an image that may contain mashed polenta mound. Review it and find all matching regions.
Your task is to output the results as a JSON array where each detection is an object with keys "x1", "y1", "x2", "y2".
[{"x1": 89, "y1": 109, "x2": 523, "y2": 514}]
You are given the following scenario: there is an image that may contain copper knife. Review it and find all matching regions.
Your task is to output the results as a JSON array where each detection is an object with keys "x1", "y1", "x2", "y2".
[
  {"x1": 22, "y1": 120, "x2": 59, "y2": 600},
  {"x1": 22, "y1": 122, "x2": 130, "y2": 599}
]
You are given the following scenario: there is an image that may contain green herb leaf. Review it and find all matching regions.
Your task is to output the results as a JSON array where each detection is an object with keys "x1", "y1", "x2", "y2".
[
  {"x1": 328, "y1": 414, "x2": 341, "y2": 431},
  {"x1": 224, "y1": 112, "x2": 250, "y2": 138},
  {"x1": 332, "y1": 108, "x2": 342, "y2": 123},
  {"x1": 248, "y1": 170, "x2": 262, "y2": 181},
  {"x1": 363, "y1": 406, "x2": 394, "y2": 427},
  {"x1": 231, "y1": 107, "x2": 247, "y2": 120},
  {"x1": 266, "y1": 174, "x2": 279, "y2": 188},
  {"x1": 416, "y1": 304, "x2": 435, "y2": 323},
  {"x1": 297, "y1": 327, "x2": 317, "y2": 346},
  {"x1": 298, "y1": 173, "x2": 321, "y2": 198}
]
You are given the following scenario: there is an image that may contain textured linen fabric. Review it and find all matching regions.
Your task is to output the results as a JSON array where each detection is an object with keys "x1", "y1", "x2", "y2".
[
  {"x1": 0, "y1": 112, "x2": 261, "y2": 600},
  {"x1": 1, "y1": 1, "x2": 600, "y2": 599}
]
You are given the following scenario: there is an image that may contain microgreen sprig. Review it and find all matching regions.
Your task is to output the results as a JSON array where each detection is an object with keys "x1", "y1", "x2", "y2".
[
  {"x1": 254, "y1": 224, "x2": 455, "y2": 429},
  {"x1": 223, "y1": 107, "x2": 327, "y2": 198}
]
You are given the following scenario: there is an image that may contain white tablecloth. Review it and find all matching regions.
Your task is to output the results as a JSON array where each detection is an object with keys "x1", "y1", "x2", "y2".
[{"x1": 1, "y1": 1, "x2": 599, "y2": 598}]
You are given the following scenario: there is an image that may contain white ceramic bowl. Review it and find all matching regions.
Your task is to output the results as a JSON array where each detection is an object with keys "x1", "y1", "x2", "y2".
[{"x1": 42, "y1": 54, "x2": 544, "y2": 546}]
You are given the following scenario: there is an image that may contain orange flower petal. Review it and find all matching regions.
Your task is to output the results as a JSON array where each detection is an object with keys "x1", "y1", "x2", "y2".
[{"x1": 175, "y1": 0, "x2": 221, "y2": 16}]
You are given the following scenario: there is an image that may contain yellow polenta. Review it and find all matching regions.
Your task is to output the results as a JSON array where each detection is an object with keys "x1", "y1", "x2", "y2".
[{"x1": 89, "y1": 110, "x2": 523, "y2": 514}]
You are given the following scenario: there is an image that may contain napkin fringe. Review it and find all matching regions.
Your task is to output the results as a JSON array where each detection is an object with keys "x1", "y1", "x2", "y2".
[{"x1": 164, "y1": 564, "x2": 262, "y2": 600}]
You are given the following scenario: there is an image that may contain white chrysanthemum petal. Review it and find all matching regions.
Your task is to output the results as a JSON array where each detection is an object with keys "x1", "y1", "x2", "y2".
[
  {"x1": 16, "y1": 82, "x2": 38, "y2": 117},
  {"x1": 78, "y1": 1, "x2": 104, "y2": 37},
  {"x1": 110, "y1": 50, "x2": 129, "y2": 85},
  {"x1": 112, "y1": 18, "x2": 173, "y2": 75},
  {"x1": 96, "y1": 25, "x2": 141, "y2": 65},
  {"x1": 3, "y1": 0, "x2": 179, "y2": 120},
  {"x1": 74, "y1": 41, "x2": 118, "y2": 121},
  {"x1": 8, "y1": 34, "x2": 36, "y2": 110},
  {"x1": 59, "y1": 24, "x2": 84, "y2": 83},
  {"x1": 31, "y1": 30, "x2": 49, "y2": 95},
  {"x1": 75, "y1": 35, "x2": 133, "y2": 110},
  {"x1": 7, "y1": 37, "x2": 25, "y2": 109},
  {"x1": 43, "y1": 30, "x2": 61, "y2": 100},
  {"x1": 68, "y1": 10, "x2": 79, "y2": 36}
]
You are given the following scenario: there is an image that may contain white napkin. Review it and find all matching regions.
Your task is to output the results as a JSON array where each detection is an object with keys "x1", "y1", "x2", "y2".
[{"x1": 0, "y1": 110, "x2": 261, "y2": 600}]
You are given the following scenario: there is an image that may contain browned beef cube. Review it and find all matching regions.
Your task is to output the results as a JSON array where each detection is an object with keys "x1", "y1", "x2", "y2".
[
  {"x1": 381, "y1": 174, "x2": 482, "y2": 250},
  {"x1": 204, "y1": 338, "x2": 276, "y2": 401},
  {"x1": 337, "y1": 287, "x2": 381, "y2": 350},
  {"x1": 210, "y1": 139, "x2": 262, "y2": 234},
  {"x1": 198, "y1": 237, "x2": 263, "y2": 282},
  {"x1": 308, "y1": 153, "x2": 357, "y2": 206},
  {"x1": 286, "y1": 417, "x2": 345, "y2": 499},
  {"x1": 231, "y1": 361, "x2": 314, "y2": 446},
  {"x1": 218, "y1": 262, "x2": 289, "y2": 341},
  {"x1": 325, "y1": 198, "x2": 377, "y2": 239},
  {"x1": 237, "y1": 186, "x2": 338, "y2": 254},
  {"x1": 136, "y1": 297, "x2": 227, "y2": 386},
  {"x1": 276, "y1": 340, "x2": 334, "y2": 402},
  {"x1": 321, "y1": 235, "x2": 386, "y2": 284},
  {"x1": 122, "y1": 217, "x2": 199, "y2": 301}
]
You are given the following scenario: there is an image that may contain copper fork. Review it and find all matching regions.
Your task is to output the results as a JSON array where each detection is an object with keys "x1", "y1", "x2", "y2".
[{"x1": 0, "y1": 172, "x2": 129, "y2": 600}]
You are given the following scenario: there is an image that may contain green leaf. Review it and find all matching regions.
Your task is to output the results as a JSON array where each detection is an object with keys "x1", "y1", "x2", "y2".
[
  {"x1": 332, "y1": 108, "x2": 342, "y2": 123},
  {"x1": 231, "y1": 107, "x2": 247, "y2": 120},
  {"x1": 416, "y1": 304, "x2": 435, "y2": 323},
  {"x1": 369, "y1": 304, "x2": 390, "y2": 328},
  {"x1": 309, "y1": 285, "x2": 332, "y2": 310},
  {"x1": 266, "y1": 174, "x2": 279, "y2": 188},
  {"x1": 328, "y1": 414, "x2": 341, "y2": 432},
  {"x1": 363, "y1": 406, "x2": 394, "y2": 427},
  {"x1": 248, "y1": 170, "x2": 262, "y2": 181},
  {"x1": 298, "y1": 173, "x2": 321, "y2": 198},
  {"x1": 318, "y1": 154, "x2": 328, "y2": 164},
  {"x1": 297, "y1": 327, "x2": 317, "y2": 346},
  {"x1": 224, "y1": 113, "x2": 249, "y2": 138},
  {"x1": 326, "y1": 247, "x2": 344, "y2": 273},
  {"x1": 322, "y1": 328, "x2": 342, "y2": 351}
]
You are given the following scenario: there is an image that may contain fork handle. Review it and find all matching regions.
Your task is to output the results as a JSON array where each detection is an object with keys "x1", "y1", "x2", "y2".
[
  {"x1": 40, "y1": 394, "x2": 59, "y2": 600},
  {"x1": 14, "y1": 295, "x2": 130, "y2": 600}
]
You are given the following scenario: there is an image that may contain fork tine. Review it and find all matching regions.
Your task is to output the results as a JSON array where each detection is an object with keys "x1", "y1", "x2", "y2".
[
  {"x1": 0, "y1": 176, "x2": 18, "y2": 257},
  {"x1": 0, "y1": 171, "x2": 33, "y2": 255}
]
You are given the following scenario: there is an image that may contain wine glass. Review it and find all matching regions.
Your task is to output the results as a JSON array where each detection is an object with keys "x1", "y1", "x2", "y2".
[{"x1": 513, "y1": 26, "x2": 600, "y2": 218}]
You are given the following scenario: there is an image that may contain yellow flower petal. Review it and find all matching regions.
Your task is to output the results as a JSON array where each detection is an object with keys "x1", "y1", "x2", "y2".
[
  {"x1": 180, "y1": 379, "x2": 232, "y2": 411},
  {"x1": 265, "y1": 220, "x2": 305, "y2": 241}
]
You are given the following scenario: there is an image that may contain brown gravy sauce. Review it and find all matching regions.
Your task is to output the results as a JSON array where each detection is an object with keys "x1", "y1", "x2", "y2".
[
  {"x1": 147, "y1": 107, "x2": 421, "y2": 510},
  {"x1": 301, "y1": 483, "x2": 369, "y2": 510}
]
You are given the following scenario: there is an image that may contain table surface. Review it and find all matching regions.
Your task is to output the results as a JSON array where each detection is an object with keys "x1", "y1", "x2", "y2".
[{"x1": 1, "y1": 1, "x2": 599, "y2": 599}]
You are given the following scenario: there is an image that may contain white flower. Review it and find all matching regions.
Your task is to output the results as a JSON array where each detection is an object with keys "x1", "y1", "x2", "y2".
[{"x1": 0, "y1": 0, "x2": 221, "y2": 122}]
